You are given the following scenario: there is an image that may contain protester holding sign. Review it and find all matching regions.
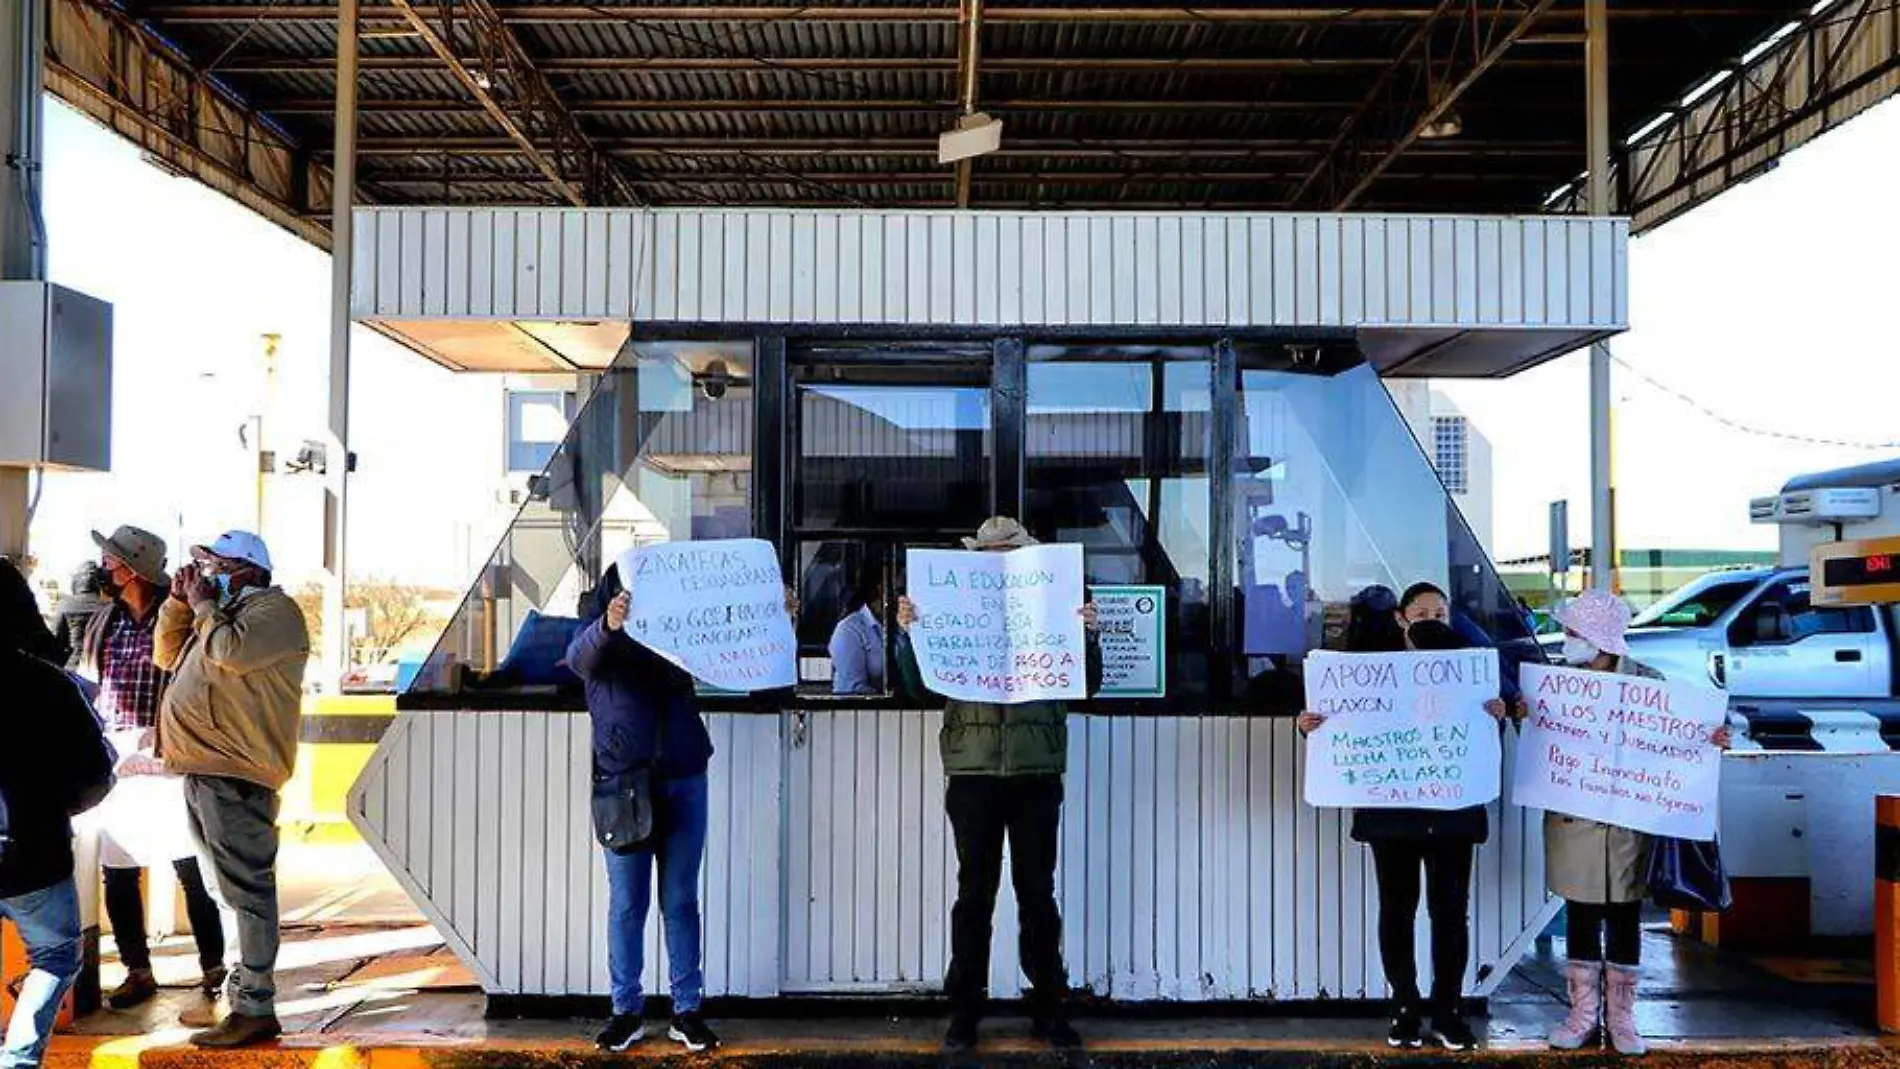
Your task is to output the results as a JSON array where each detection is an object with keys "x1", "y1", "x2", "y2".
[
  {"x1": 1529, "y1": 590, "x2": 1730, "y2": 1057},
  {"x1": 1299, "y1": 594, "x2": 1507, "y2": 1053},
  {"x1": 567, "y1": 553, "x2": 796, "y2": 1056},
  {"x1": 892, "y1": 517, "x2": 1099, "y2": 1055}
]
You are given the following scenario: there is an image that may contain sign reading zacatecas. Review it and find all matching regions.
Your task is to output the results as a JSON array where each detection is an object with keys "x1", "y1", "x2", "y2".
[
  {"x1": 1511, "y1": 663, "x2": 1726, "y2": 840},
  {"x1": 906, "y1": 544, "x2": 1087, "y2": 704},
  {"x1": 1302, "y1": 649, "x2": 1502, "y2": 810},
  {"x1": 615, "y1": 538, "x2": 796, "y2": 693}
]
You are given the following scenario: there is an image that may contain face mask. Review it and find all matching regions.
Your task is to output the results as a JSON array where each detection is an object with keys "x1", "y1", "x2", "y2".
[
  {"x1": 97, "y1": 574, "x2": 122, "y2": 600},
  {"x1": 1561, "y1": 635, "x2": 1599, "y2": 666},
  {"x1": 214, "y1": 573, "x2": 235, "y2": 603}
]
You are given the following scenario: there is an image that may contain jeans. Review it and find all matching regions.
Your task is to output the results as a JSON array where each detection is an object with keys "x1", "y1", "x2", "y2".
[
  {"x1": 603, "y1": 774, "x2": 708, "y2": 1017},
  {"x1": 943, "y1": 774, "x2": 1068, "y2": 1015},
  {"x1": 1565, "y1": 900, "x2": 1642, "y2": 966},
  {"x1": 1370, "y1": 838, "x2": 1475, "y2": 1017},
  {"x1": 104, "y1": 859, "x2": 225, "y2": 973},
  {"x1": 184, "y1": 776, "x2": 281, "y2": 1017},
  {"x1": 0, "y1": 880, "x2": 81, "y2": 1069}
]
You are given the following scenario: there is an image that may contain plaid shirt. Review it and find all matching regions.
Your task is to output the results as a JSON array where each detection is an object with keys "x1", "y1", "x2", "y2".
[{"x1": 96, "y1": 603, "x2": 169, "y2": 732}]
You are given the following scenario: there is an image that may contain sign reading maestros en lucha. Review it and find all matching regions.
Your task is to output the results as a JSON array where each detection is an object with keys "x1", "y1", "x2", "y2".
[
  {"x1": 615, "y1": 539, "x2": 796, "y2": 692},
  {"x1": 1302, "y1": 649, "x2": 1503, "y2": 810},
  {"x1": 1512, "y1": 664, "x2": 1726, "y2": 840},
  {"x1": 905, "y1": 545, "x2": 1087, "y2": 704}
]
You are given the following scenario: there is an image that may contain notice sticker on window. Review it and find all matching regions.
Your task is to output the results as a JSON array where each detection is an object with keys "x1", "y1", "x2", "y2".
[{"x1": 1091, "y1": 585, "x2": 1167, "y2": 699}]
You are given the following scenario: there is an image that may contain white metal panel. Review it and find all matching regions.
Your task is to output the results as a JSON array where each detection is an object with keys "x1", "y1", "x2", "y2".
[
  {"x1": 350, "y1": 710, "x2": 782, "y2": 999},
  {"x1": 352, "y1": 208, "x2": 1627, "y2": 335},
  {"x1": 354, "y1": 709, "x2": 1548, "y2": 1001}
]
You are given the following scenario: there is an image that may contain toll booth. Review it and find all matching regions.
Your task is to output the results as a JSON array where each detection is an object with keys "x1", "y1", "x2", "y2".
[
  {"x1": 1713, "y1": 459, "x2": 1900, "y2": 946},
  {"x1": 345, "y1": 206, "x2": 1627, "y2": 1006}
]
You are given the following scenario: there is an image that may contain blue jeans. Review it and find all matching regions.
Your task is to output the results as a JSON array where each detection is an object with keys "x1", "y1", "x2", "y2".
[
  {"x1": 0, "y1": 880, "x2": 81, "y2": 1069},
  {"x1": 603, "y1": 774, "x2": 708, "y2": 1017}
]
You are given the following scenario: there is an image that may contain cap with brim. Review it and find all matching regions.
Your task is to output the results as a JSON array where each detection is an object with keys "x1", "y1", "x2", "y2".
[
  {"x1": 962, "y1": 516, "x2": 1038, "y2": 551},
  {"x1": 190, "y1": 530, "x2": 274, "y2": 573},
  {"x1": 90, "y1": 526, "x2": 169, "y2": 587},
  {"x1": 1554, "y1": 589, "x2": 1633, "y2": 658}
]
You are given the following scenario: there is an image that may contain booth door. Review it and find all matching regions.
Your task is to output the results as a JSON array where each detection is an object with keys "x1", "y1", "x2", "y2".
[{"x1": 778, "y1": 347, "x2": 996, "y2": 993}]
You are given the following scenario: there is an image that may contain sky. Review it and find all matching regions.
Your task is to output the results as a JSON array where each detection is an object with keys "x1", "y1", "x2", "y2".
[{"x1": 24, "y1": 92, "x2": 1900, "y2": 592}]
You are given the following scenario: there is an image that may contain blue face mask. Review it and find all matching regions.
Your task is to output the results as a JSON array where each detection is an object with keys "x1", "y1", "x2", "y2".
[{"x1": 214, "y1": 573, "x2": 235, "y2": 603}]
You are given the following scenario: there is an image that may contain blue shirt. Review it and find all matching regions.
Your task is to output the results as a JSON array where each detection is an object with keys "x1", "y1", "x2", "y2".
[{"x1": 829, "y1": 606, "x2": 886, "y2": 695}]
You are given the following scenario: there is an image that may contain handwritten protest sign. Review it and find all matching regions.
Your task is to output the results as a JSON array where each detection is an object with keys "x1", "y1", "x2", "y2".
[
  {"x1": 615, "y1": 538, "x2": 795, "y2": 692},
  {"x1": 1512, "y1": 664, "x2": 1726, "y2": 839},
  {"x1": 906, "y1": 544, "x2": 1087, "y2": 704},
  {"x1": 1302, "y1": 649, "x2": 1503, "y2": 810},
  {"x1": 1092, "y1": 585, "x2": 1166, "y2": 699}
]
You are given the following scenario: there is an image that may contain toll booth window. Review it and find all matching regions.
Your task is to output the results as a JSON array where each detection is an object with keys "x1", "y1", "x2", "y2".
[
  {"x1": 407, "y1": 339, "x2": 755, "y2": 702},
  {"x1": 789, "y1": 360, "x2": 992, "y2": 697},
  {"x1": 1231, "y1": 351, "x2": 1532, "y2": 714},
  {"x1": 1024, "y1": 346, "x2": 1213, "y2": 702}
]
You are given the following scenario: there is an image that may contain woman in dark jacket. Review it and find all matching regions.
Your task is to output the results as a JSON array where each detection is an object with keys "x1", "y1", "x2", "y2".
[
  {"x1": 1299, "y1": 584, "x2": 1505, "y2": 1052},
  {"x1": 565, "y1": 568, "x2": 720, "y2": 1055}
]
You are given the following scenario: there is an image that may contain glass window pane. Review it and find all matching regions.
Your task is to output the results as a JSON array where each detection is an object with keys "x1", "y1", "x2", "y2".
[
  {"x1": 1232, "y1": 352, "x2": 1532, "y2": 713},
  {"x1": 408, "y1": 340, "x2": 755, "y2": 701},
  {"x1": 796, "y1": 375, "x2": 992, "y2": 533},
  {"x1": 1025, "y1": 347, "x2": 1213, "y2": 701}
]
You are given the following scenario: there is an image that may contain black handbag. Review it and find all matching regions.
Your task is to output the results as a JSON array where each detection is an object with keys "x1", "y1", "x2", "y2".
[
  {"x1": 590, "y1": 700, "x2": 666, "y2": 854},
  {"x1": 1646, "y1": 836, "x2": 1732, "y2": 912},
  {"x1": 591, "y1": 765, "x2": 656, "y2": 853}
]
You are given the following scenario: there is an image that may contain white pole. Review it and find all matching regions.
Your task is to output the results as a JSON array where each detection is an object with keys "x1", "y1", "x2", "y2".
[
  {"x1": 322, "y1": 0, "x2": 359, "y2": 685},
  {"x1": 1586, "y1": 0, "x2": 1615, "y2": 593}
]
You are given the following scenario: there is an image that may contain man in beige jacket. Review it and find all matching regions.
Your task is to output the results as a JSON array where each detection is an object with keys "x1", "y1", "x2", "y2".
[{"x1": 154, "y1": 531, "x2": 308, "y2": 1049}]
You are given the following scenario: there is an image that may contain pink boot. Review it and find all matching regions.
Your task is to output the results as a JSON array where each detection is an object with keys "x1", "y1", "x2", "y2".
[
  {"x1": 1606, "y1": 964, "x2": 1648, "y2": 1055},
  {"x1": 1547, "y1": 961, "x2": 1601, "y2": 1050}
]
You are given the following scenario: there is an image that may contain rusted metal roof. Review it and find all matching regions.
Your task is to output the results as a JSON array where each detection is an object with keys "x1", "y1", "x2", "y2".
[{"x1": 44, "y1": 0, "x2": 1900, "y2": 245}]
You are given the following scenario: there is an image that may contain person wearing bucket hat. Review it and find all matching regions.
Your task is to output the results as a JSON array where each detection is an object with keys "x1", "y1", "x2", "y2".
[
  {"x1": 890, "y1": 517, "x2": 1100, "y2": 1054},
  {"x1": 1538, "y1": 589, "x2": 1731, "y2": 1056},
  {"x1": 153, "y1": 530, "x2": 308, "y2": 1049},
  {"x1": 75, "y1": 525, "x2": 231, "y2": 1013}
]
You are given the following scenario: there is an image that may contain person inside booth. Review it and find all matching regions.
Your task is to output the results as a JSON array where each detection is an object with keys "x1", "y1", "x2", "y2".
[
  {"x1": 828, "y1": 569, "x2": 886, "y2": 696},
  {"x1": 890, "y1": 516, "x2": 1101, "y2": 1055}
]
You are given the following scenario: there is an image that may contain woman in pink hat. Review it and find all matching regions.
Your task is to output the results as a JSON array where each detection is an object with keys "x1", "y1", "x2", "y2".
[{"x1": 1538, "y1": 589, "x2": 1730, "y2": 1056}]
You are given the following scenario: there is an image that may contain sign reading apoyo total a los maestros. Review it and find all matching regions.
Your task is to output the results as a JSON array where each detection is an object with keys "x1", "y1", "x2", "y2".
[
  {"x1": 906, "y1": 544, "x2": 1087, "y2": 704},
  {"x1": 1512, "y1": 663, "x2": 1726, "y2": 840},
  {"x1": 615, "y1": 538, "x2": 796, "y2": 692},
  {"x1": 1302, "y1": 649, "x2": 1503, "y2": 810}
]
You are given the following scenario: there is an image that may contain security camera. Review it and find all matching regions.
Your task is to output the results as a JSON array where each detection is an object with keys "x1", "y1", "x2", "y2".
[{"x1": 700, "y1": 359, "x2": 732, "y2": 400}]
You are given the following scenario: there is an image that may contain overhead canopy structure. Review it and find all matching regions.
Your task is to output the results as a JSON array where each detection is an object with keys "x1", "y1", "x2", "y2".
[{"x1": 44, "y1": 0, "x2": 1900, "y2": 246}]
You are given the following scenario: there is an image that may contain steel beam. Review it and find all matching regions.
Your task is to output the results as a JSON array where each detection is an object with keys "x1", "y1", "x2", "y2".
[
  {"x1": 322, "y1": 0, "x2": 357, "y2": 689},
  {"x1": 45, "y1": 0, "x2": 329, "y2": 245},
  {"x1": 384, "y1": 0, "x2": 636, "y2": 205},
  {"x1": 138, "y1": 5, "x2": 1796, "y2": 24},
  {"x1": 1586, "y1": 0, "x2": 1614, "y2": 593},
  {"x1": 1332, "y1": 0, "x2": 1559, "y2": 210},
  {"x1": 214, "y1": 53, "x2": 1616, "y2": 75},
  {"x1": 339, "y1": 135, "x2": 1575, "y2": 155}
]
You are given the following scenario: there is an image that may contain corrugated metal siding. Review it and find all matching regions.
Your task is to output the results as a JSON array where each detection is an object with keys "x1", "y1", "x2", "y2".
[
  {"x1": 352, "y1": 208, "x2": 1628, "y2": 332},
  {"x1": 351, "y1": 709, "x2": 1554, "y2": 1001}
]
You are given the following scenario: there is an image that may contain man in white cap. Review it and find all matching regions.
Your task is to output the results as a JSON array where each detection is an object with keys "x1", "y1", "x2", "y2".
[
  {"x1": 153, "y1": 531, "x2": 309, "y2": 1048},
  {"x1": 81, "y1": 525, "x2": 228, "y2": 1012}
]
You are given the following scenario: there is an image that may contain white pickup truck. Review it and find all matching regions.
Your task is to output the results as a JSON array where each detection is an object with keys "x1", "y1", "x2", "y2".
[{"x1": 1617, "y1": 565, "x2": 1897, "y2": 701}]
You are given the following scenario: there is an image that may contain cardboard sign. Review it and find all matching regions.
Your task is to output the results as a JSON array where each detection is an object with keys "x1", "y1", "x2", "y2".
[
  {"x1": 1512, "y1": 663, "x2": 1727, "y2": 840},
  {"x1": 1302, "y1": 649, "x2": 1503, "y2": 810},
  {"x1": 1092, "y1": 585, "x2": 1166, "y2": 699},
  {"x1": 615, "y1": 538, "x2": 796, "y2": 692},
  {"x1": 906, "y1": 544, "x2": 1088, "y2": 704}
]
